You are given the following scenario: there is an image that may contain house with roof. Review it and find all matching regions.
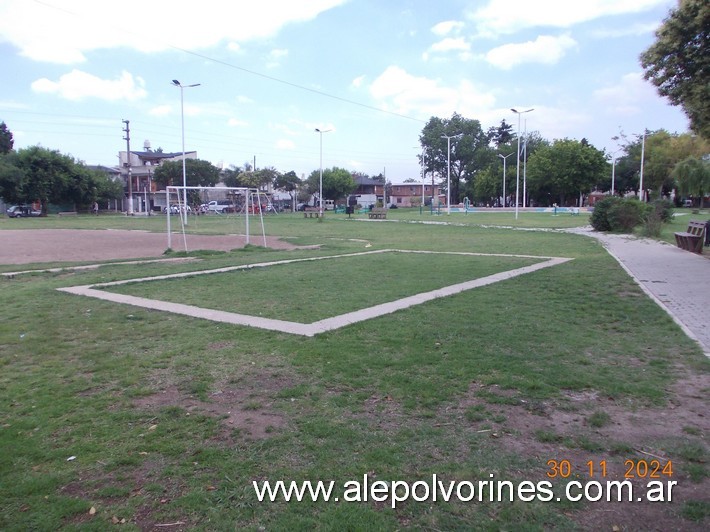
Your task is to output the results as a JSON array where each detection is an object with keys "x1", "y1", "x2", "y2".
[
  {"x1": 117, "y1": 141, "x2": 196, "y2": 213},
  {"x1": 389, "y1": 182, "x2": 441, "y2": 207}
]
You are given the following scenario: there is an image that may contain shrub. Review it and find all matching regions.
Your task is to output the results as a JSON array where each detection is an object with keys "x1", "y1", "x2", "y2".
[
  {"x1": 641, "y1": 199, "x2": 673, "y2": 237},
  {"x1": 590, "y1": 197, "x2": 647, "y2": 233},
  {"x1": 607, "y1": 199, "x2": 645, "y2": 233},
  {"x1": 589, "y1": 196, "x2": 620, "y2": 231}
]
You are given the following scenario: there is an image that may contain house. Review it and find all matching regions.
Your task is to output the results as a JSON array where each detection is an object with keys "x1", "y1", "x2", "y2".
[
  {"x1": 389, "y1": 182, "x2": 441, "y2": 207},
  {"x1": 351, "y1": 175, "x2": 385, "y2": 208},
  {"x1": 117, "y1": 143, "x2": 196, "y2": 213}
]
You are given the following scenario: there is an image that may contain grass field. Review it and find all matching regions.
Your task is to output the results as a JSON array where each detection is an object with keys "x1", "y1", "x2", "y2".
[{"x1": 1, "y1": 209, "x2": 708, "y2": 530}]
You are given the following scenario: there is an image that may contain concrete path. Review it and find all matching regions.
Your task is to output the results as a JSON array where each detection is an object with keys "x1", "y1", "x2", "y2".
[{"x1": 570, "y1": 227, "x2": 710, "y2": 357}]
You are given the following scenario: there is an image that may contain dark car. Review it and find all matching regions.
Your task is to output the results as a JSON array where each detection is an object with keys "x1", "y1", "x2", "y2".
[{"x1": 7, "y1": 205, "x2": 41, "y2": 218}]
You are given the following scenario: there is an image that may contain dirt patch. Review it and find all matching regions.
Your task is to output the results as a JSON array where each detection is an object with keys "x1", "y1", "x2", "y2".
[
  {"x1": 0, "y1": 228, "x2": 307, "y2": 265},
  {"x1": 448, "y1": 377, "x2": 709, "y2": 530},
  {"x1": 133, "y1": 369, "x2": 298, "y2": 443}
]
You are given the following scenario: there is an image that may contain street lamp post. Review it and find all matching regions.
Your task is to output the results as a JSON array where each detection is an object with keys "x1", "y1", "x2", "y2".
[
  {"x1": 511, "y1": 108, "x2": 534, "y2": 219},
  {"x1": 315, "y1": 128, "x2": 332, "y2": 217},
  {"x1": 498, "y1": 153, "x2": 514, "y2": 207},
  {"x1": 639, "y1": 130, "x2": 646, "y2": 202},
  {"x1": 172, "y1": 79, "x2": 200, "y2": 225},
  {"x1": 420, "y1": 147, "x2": 426, "y2": 210},
  {"x1": 441, "y1": 134, "x2": 461, "y2": 215}
]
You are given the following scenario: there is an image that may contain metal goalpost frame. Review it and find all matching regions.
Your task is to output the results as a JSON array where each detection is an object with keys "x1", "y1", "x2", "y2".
[{"x1": 166, "y1": 186, "x2": 266, "y2": 251}]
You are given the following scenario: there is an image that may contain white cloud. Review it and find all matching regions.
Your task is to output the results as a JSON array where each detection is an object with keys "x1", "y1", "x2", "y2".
[
  {"x1": 0, "y1": 0, "x2": 345, "y2": 64},
  {"x1": 468, "y1": 0, "x2": 669, "y2": 37},
  {"x1": 593, "y1": 71, "x2": 658, "y2": 116},
  {"x1": 431, "y1": 20, "x2": 465, "y2": 36},
  {"x1": 149, "y1": 105, "x2": 172, "y2": 117},
  {"x1": 590, "y1": 22, "x2": 660, "y2": 39},
  {"x1": 351, "y1": 75, "x2": 366, "y2": 89},
  {"x1": 276, "y1": 139, "x2": 295, "y2": 150},
  {"x1": 368, "y1": 66, "x2": 496, "y2": 118},
  {"x1": 236, "y1": 95, "x2": 254, "y2": 104},
  {"x1": 430, "y1": 37, "x2": 470, "y2": 54},
  {"x1": 31, "y1": 70, "x2": 147, "y2": 101},
  {"x1": 266, "y1": 48, "x2": 289, "y2": 68},
  {"x1": 227, "y1": 42, "x2": 243, "y2": 54},
  {"x1": 270, "y1": 48, "x2": 289, "y2": 59},
  {"x1": 485, "y1": 33, "x2": 577, "y2": 69},
  {"x1": 228, "y1": 118, "x2": 249, "y2": 127},
  {"x1": 423, "y1": 37, "x2": 472, "y2": 62}
]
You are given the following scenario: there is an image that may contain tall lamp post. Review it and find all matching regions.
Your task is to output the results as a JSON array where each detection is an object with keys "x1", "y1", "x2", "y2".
[
  {"x1": 315, "y1": 128, "x2": 332, "y2": 217},
  {"x1": 172, "y1": 79, "x2": 200, "y2": 225},
  {"x1": 639, "y1": 129, "x2": 646, "y2": 202},
  {"x1": 498, "y1": 152, "x2": 514, "y2": 207},
  {"x1": 511, "y1": 108, "x2": 533, "y2": 219},
  {"x1": 441, "y1": 134, "x2": 461, "y2": 215}
]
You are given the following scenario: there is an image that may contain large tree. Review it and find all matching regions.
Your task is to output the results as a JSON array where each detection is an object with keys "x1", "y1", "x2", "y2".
[
  {"x1": 152, "y1": 158, "x2": 221, "y2": 190},
  {"x1": 419, "y1": 113, "x2": 492, "y2": 205},
  {"x1": 640, "y1": 0, "x2": 710, "y2": 138},
  {"x1": 526, "y1": 139, "x2": 607, "y2": 206},
  {"x1": 305, "y1": 167, "x2": 356, "y2": 203},
  {"x1": 0, "y1": 146, "x2": 120, "y2": 213},
  {"x1": 672, "y1": 156, "x2": 710, "y2": 208}
]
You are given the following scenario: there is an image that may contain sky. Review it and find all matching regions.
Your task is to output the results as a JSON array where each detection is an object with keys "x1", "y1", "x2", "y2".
[{"x1": 0, "y1": 0, "x2": 691, "y2": 183}]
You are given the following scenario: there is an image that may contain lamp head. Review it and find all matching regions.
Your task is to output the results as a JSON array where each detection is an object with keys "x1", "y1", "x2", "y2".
[{"x1": 172, "y1": 80, "x2": 180, "y2": 86}]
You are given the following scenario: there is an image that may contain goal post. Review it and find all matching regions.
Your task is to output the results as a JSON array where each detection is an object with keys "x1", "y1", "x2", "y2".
[{"x1": 165, "y1": 186, "x2": 266, "y2": 252}]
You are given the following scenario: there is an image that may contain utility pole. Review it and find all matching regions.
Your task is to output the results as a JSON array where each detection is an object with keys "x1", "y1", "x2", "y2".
[{"x1": 122, "y1": 120, "x2": 133, "y2": 215}]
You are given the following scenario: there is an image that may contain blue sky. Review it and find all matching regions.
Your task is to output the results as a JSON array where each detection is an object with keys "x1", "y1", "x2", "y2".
[{"x1": 0, "y1": 0, "x2": 690, "y2": 182}]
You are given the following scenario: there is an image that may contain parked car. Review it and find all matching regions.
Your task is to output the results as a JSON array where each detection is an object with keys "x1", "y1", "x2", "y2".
[
  {"x1": 202, "y1": 200, "x2": 234, "y2": 213},
  {"x1": 6, "y1": 205, "x2": 41, "y2": 218}
]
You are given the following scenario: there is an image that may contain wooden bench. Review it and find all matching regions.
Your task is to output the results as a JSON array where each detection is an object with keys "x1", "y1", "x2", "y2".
[
  {"x1": 368, "y1": 207, "x2": 387, "y2": 219},
  {"x1": 57, "y1": 211, "x2": 78, "y2": 217},
  {"x1": 674, "y1": 220, "x2": 706, "y2": 254},
  {"x1": 303, "y1": 208, "x2": 323, "y2": 219}
]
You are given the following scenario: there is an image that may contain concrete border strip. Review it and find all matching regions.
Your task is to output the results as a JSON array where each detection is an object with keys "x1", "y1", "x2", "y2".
[{"x1": 57, "y1": 250, "x2": 573, "y2": 337}]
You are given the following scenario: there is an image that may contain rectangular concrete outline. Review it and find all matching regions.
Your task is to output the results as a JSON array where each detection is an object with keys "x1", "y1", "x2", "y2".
[{"x1": 57, "y1": 250, "x2": 573, "y2": 337}]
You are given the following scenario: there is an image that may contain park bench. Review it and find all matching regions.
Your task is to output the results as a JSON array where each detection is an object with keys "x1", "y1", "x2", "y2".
[
  {"x1": 57, "y1": 211, "x2": 78, "y2": 217},
  {"x1": 303, "y1": 208, "x2": 323, "y2": 219},
  {"x1": 368, "y1": 207, "x2": 387, "y2": 219},
  {"x1": 674, "y1": 220, "x2": 706, "y2": 254}
]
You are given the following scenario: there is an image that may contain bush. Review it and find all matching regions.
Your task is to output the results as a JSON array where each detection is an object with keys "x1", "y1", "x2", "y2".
[
  {"x1": 641, "y1": 199, "x2": 673, "y2": 237},
  {"x1": 608, "y1": 199, "x2": 645, "y2": 233},
  {"x1": 590, "y1": 196, "x2": 647, "y2": 233},
  {"x1": 590, "y1": 196, "x2": 620, "y2": 231}
]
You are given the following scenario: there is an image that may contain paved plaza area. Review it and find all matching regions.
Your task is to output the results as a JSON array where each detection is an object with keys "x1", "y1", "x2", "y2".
[{"x1": 570, "y1": 227, "x2": 710, "y2": 357}]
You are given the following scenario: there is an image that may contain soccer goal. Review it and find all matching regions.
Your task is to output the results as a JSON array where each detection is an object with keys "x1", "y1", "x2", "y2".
[{"x1": 165, "y1": 186, "x2": 268, "y2": 252}]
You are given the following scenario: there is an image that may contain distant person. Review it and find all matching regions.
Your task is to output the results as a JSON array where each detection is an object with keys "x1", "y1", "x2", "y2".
[{"x1": 92, "y1": 202, "x2": 99, "y2": 215}]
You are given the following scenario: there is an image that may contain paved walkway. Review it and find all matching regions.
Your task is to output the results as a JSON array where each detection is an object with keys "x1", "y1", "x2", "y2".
[{"x1": 570, "y1": 228, "x2": 710, "y2": 357}]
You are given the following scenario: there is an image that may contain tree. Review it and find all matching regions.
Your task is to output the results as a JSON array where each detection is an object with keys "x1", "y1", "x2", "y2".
[
  {"x1": 152, "y1": 159, "x2": 221, "y2": 189},
  {"x1": 526, "y1": 139, "x2": 608, "y2": 206},
  {"x1": 0, "y1": 122, "x2": 13, "y2": 154},
  {"x1": 0, "y1": 146, "x2": 117, "y2": 213},
  {"x1": 419, "y1": 113, "x2": 492, "y2": 204},
  {"x1": 221, "y1": 164, "x2": 244, "y2": 188},
  {"x1": 640, "y1": 0, "x2": 710, "y2": 138},
  {"x1": 487, "y1": 119, "x2": 514, "y2": 147},
  {"x1": 305, "y1": 167, "x2": 356, "y2": 202},
  {"x1": 672, "y1": 156, "x2": 710, "y2": 208}
]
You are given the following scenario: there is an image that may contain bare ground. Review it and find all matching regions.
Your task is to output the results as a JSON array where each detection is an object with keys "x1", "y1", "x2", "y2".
[{"x1": 0, "y1": 228, "x2": 303, "y2": 265}]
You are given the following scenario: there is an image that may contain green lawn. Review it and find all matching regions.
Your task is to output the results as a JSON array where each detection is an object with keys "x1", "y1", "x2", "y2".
[{"x1": 0, "y1": 211, "x2": 708, "y2": 530}]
